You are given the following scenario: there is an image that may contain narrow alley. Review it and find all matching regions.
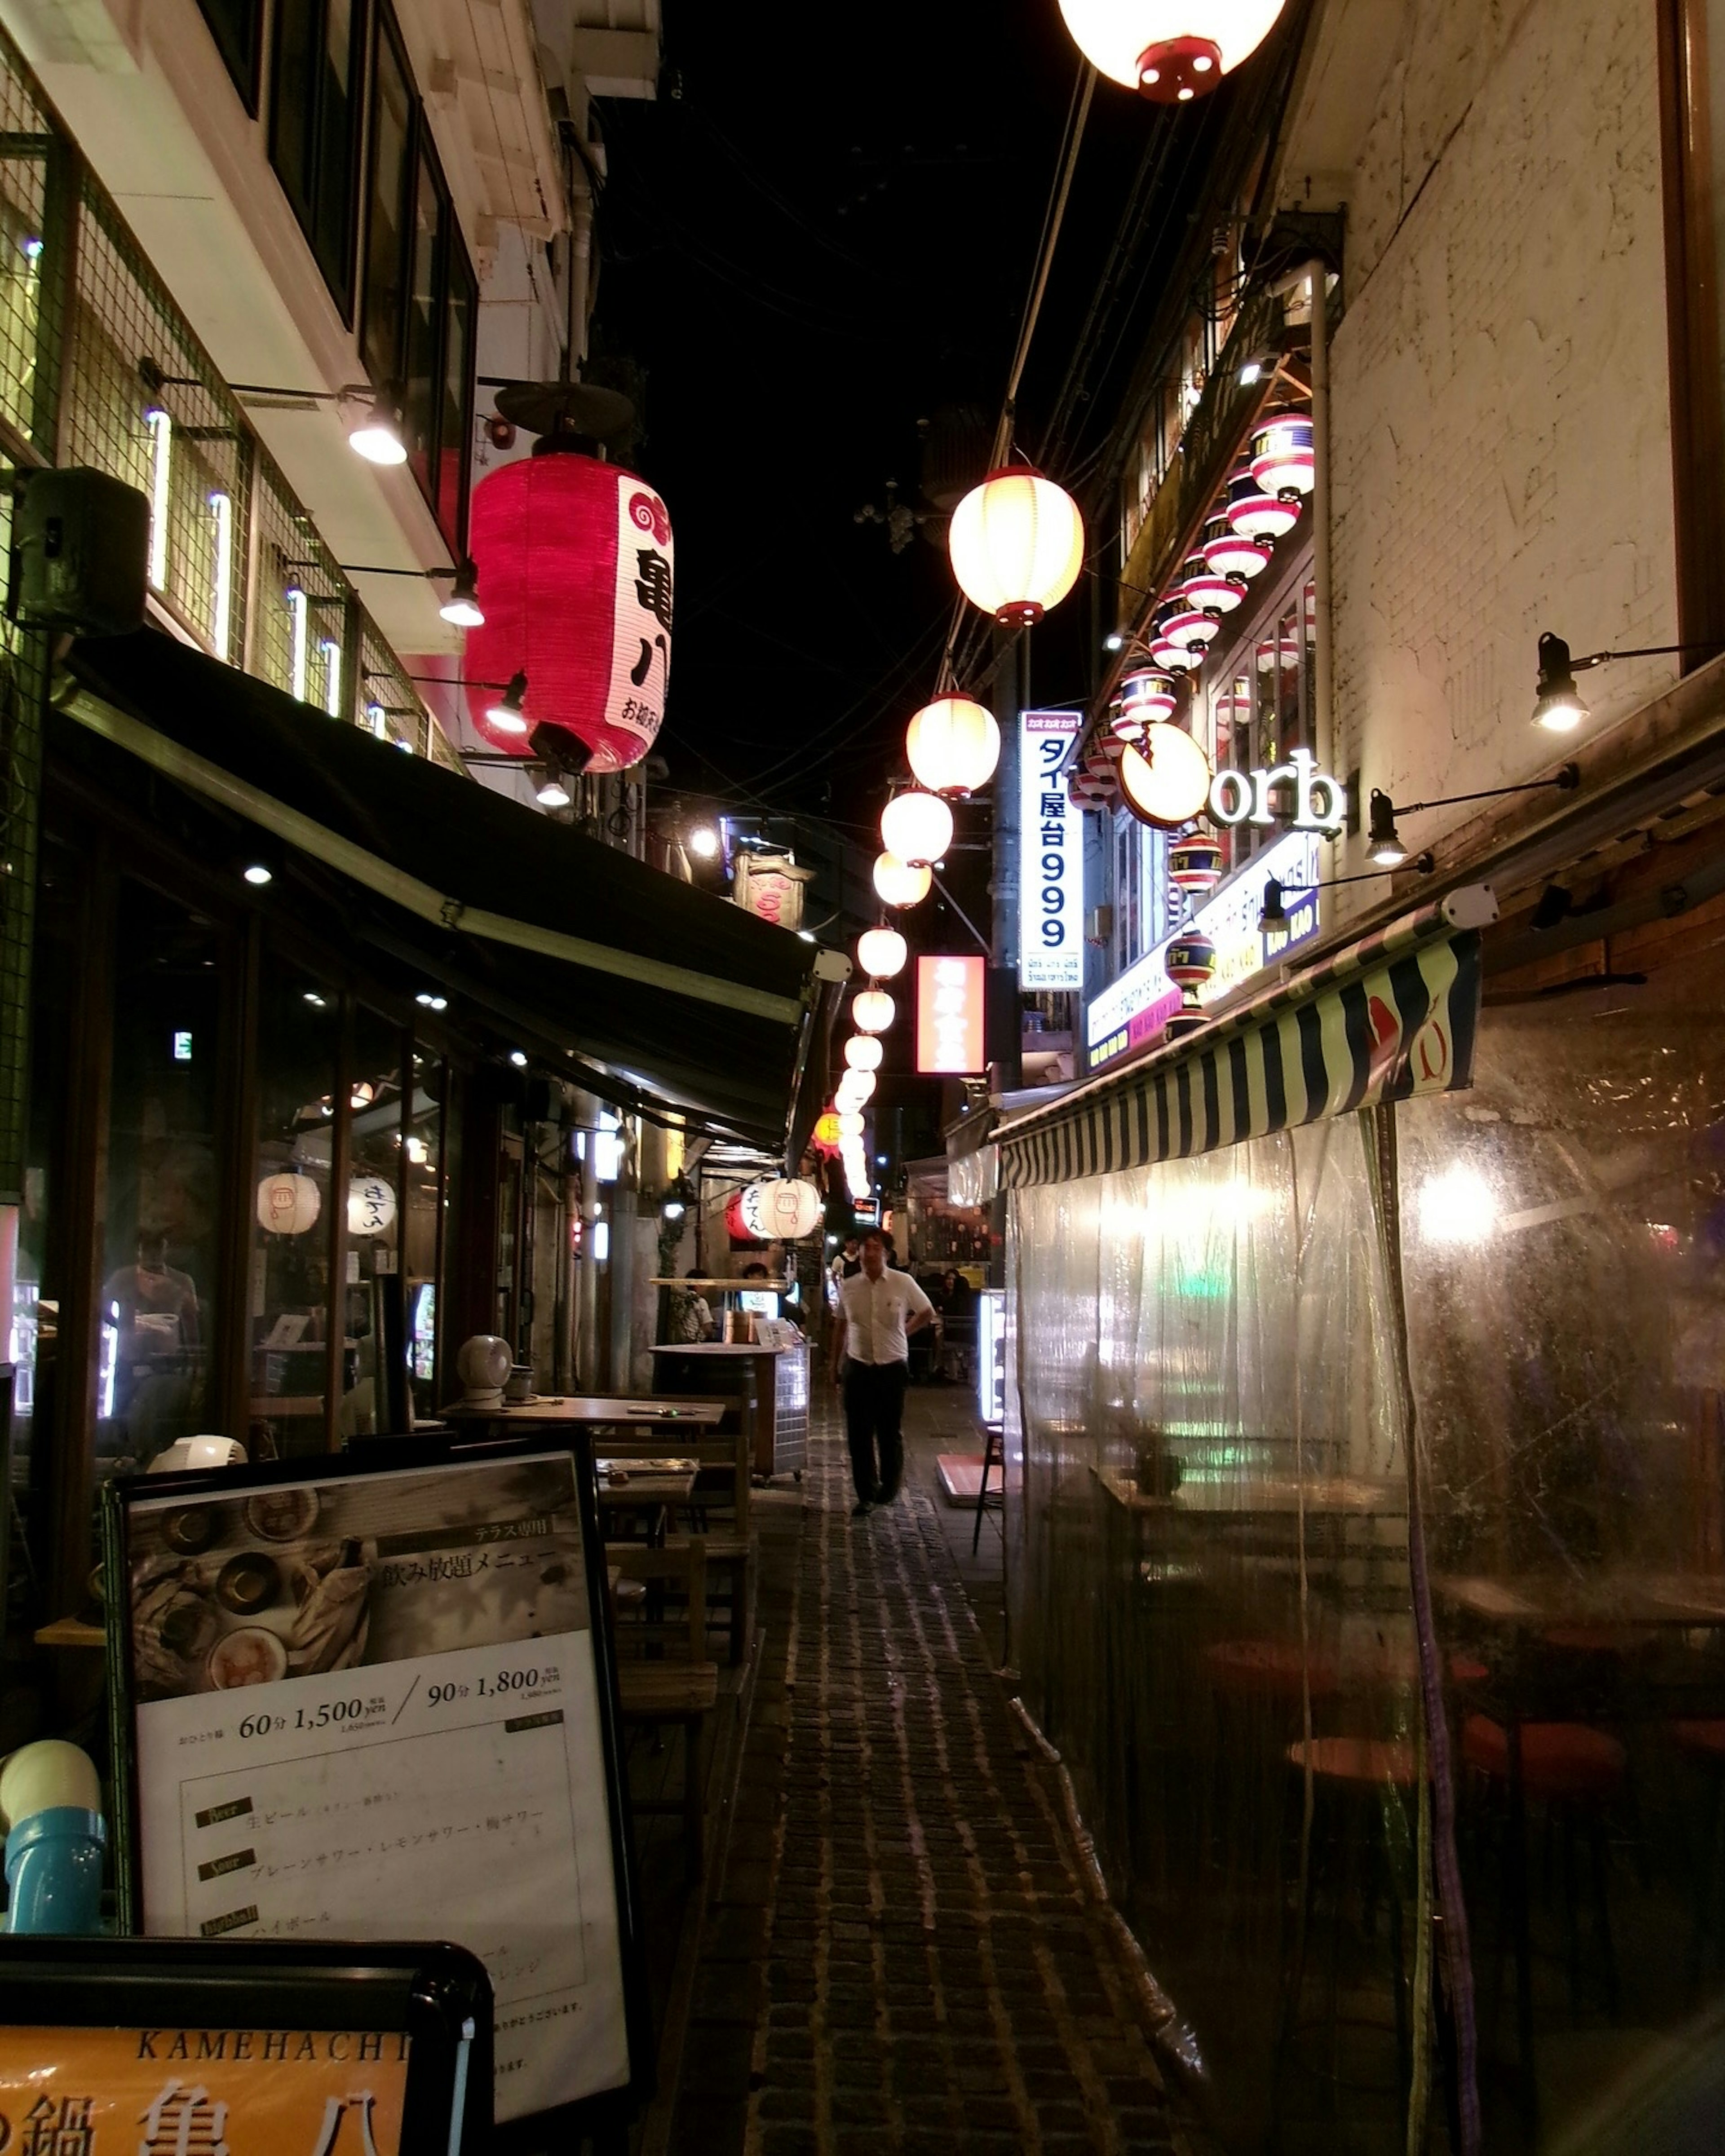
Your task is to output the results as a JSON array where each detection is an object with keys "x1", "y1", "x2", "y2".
[{"x1": 654, "y1": 1388, "x2": 1183, "y2": 2156}]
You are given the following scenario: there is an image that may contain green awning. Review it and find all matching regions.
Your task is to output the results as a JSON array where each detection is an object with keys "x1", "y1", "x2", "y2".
[{"x1": 54, "y1": 631, "x2": 846, "y2": 1148}]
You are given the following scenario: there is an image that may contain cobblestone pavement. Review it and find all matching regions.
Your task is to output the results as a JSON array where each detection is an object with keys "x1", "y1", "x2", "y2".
[{"x1": 663, "y1": 1396, "x2": 1182, "y2": 2155}]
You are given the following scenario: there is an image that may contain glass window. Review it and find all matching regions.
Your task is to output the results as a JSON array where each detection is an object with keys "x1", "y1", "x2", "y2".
[
  {"x1": 438, "y1": 240, "x2": 475, "y2": 543},
  {"x1": 403, "y1": 150, "x2": 442, "y2": 499},
  {"x1": 249, "y1": 959, "x2": 339, "y2": 1459},
  {"x1": 343, "y1": 1007, "x2": 407, "y2": 1440},
  {"x1": 269, "y1": 0, "x2": 367, "y2": 317},
  {"x1": 193, "y1": 0, "x2": 264, "y2": 110},
  {"x1": 402, "y1": 1056, "x2": 447, "y2": 1421},
  {"x1": 98, "y1": 884, "x2": 224, "y2": 1482},
  {"x1": 360, "y1": 13, "x2": 412, "y2": 393}
]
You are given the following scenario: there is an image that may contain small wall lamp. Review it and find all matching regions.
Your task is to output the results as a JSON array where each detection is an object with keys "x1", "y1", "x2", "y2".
[{"x1": 1534, "y1": 631, "x2": 1725, "y2": 731}]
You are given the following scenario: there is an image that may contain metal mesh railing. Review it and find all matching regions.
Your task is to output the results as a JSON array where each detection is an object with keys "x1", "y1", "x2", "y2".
[{"x1": 250, "y1": 446, "x2": 348, "y2": 711}]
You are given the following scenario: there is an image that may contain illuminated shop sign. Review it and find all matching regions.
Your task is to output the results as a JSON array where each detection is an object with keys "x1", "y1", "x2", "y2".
[
  {"x1": 1207, "y1": 747, "x2": 1345, "y2": 832},
  {"x1": 1086, "y1": 829, "x2": 1323, "y2": 1069},
  {"x1": 916, "y1": 955, "x2": 987, "y2": 1074},
  {"x1": 1018, "y1": 710, "x2": 1083, "y2": 990}
]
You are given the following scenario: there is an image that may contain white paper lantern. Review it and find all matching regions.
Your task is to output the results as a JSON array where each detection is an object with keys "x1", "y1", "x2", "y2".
[
  {"x1": 347, "y1": 1175, "x2": 398, "y2": 1237},
  {"x1": 873, "y1": 852, "x2": 931, "y2": 908},
  {"x1": 853, "y1": 989, "x2": 896, "y2": 1034},
  {"x1": 844, "y1": 1034, "x2": 884, "y2": 1073},
  {"x1": 906, "y1": 697, "x2": 1001, "y2": 795},
  {"x1": 256, "y1": 1171, "x2": 321, "y2": 1236},
  {"x1": 836, "y1": 1111, "x2": 866, "y2": 1138},
  {"x1": 948, "y1": 466, "x2": 1084, "y2": 625},
  {"x1": 835, "y1": 1067, "x2": 877, "y2": 1109},
  {"x1": 880, "y1": 790, "x2": 954, "y2": 868},
  {"x1": 1057, "y1": 0, "x2": 1286, "y2": 102},
  {"x1": 739, "y1": 1176, "x2": 823, "y2": 1241},
  {"x1": 856, "y1": 926, "x2": 908, "y2": 979}
]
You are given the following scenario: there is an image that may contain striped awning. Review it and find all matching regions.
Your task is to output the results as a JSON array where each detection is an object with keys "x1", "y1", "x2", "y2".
[{"x1": 997, "y1": 887, "x2": 1497, "y2": 1189}]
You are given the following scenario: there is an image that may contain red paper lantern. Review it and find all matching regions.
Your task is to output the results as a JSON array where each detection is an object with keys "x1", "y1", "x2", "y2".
[
  {"x1": 725, "y1": 1188, "x2": 766, "y2": 1244},
  {"x1": 464, "y1": 452, "x2": 674, "y2": 770}
]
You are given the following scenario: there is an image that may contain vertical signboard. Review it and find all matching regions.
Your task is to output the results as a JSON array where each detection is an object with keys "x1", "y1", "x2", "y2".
[
  {"x1": 1018, "y1": 711, "x2": 1083, "y2": 990},
  {"x1": 916, "y1": 955, "x2": 986, "y2": 1074}
]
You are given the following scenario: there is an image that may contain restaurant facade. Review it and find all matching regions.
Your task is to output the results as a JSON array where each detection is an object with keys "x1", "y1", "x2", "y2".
[{"x1": 994, "y1": 0, "x2": 1725, "y2": 2146}]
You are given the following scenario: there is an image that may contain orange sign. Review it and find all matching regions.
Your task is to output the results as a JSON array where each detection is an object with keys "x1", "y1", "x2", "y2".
[
  {"x1": 0, "y1": 2026, "x2": 411, "y2": 2153},
  {"x1": 916, "y1": 955, "x2": 986, "y2": 1075}
]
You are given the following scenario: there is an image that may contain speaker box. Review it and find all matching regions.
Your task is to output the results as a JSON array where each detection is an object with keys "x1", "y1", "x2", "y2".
[{"x1": 9, "y1": 466, "x2": 149, "y2": 635}]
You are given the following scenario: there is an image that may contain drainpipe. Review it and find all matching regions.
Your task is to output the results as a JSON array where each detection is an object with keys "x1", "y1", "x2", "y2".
[
  {"x1": 572, "y1": 1089, "x2": 600, "y2": 1388},
  {"x1": 568, "y1": 188, "x2": 595, "y2": 372},
  {"x1": 1307, "y1": 256, "x2": 1334, "y2": 806}
]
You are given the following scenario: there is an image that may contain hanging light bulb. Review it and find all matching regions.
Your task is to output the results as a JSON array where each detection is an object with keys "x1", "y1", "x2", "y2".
[
  {"x1": 853, "y1": 988, "x2": 896, "y2": 1034},
  {"x1": 880, "y1": 790, "x2": 954, "y2": 867},
  {"x1": 873, "y1": 851, "x2": 932, "y2": 908},
  {"x1": 1056, "y1": 0, "x2": 1287, "y2": 103},
  {"x1": 856, "y1": 926, "x2": 908, "y2": 979},
  {"x1": 905, "y1": 696, "x2": 1001, "y2": 794},
  {"x1": 947, "y1": 467, "x2": 1084, "y2": 625}
]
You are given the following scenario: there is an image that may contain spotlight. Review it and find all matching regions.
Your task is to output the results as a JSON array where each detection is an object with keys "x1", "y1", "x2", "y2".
[
  {"x1": 1104, "y1": 631, "x2": 1124, "y2": 652},
  {"x1": 509, "y1": 1049, "x2": 528, "y2": 1069},
  {"x1": 416, "y1": 990, "x2": 448, "y2": 1012},
  {"x1": 486, "y1": 671, "x2": 529, "y2": 735},
  {"x1": 347, "y1": 386, "x2": 407, "y2": 466},
  {"x1": 688, "y1": 827, "x2": 720, "y2": 860},
  {"x1": 535, "y1": 773, "x2": 572, "y2": 808},
  {"x1": 1532, "y1": 632, "x2": 1588, "y2": 732},
  {"x1": 242, "y1": 862, "x2": 273, "y2": 887},
  {"x1": 1238, "y1": 358, "x2": 1264, "y2": 386},
  {"x1": 1366, "y1": 790, "x2": 1407, "y2": 868},
  {"x1": 1258, "y1": 878, "x2": 1288, "y2": 933},
  {"x1": 439, "y1": 559, "x2": 484, "y2": 628},
  {"x1": 1530, "y1": 884, "x2": 1572, "y2": 931}
]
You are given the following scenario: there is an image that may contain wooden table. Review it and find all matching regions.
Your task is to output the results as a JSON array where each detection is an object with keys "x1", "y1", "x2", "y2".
[
  {"x1": 650, "y1": 1342, "x2": 809, "y2": 1477},
  {"x1": 440, "y1": 1394, "x2": 728, "y2": 1432},
  {"x1": 595, "y1": 1461, "x2": 699, "y2": 1544},
  {"x1": 1435, "y1": 1570, "x2": 1725, "y2": 1628}
]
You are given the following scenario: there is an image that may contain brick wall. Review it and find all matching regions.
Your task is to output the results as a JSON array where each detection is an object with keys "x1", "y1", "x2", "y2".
[{"x1": 1301, "y1": 0, "x2": 1676, "y2": 911}]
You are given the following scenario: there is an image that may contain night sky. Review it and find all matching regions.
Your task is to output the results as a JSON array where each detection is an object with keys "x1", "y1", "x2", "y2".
[{"x1": 596, "y1": 7, "x2": 1225, "y2": 839}]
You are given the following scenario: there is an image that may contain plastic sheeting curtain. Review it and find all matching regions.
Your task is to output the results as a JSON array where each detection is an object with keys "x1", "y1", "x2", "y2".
[{"x1": 1010, "y1": 1120, "x2": 1423, "y2": 2149}]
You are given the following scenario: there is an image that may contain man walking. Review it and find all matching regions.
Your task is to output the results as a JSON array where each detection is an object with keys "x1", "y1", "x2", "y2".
[{"x1": 831, "y1": 1230, "x2": 933, "y2": 1517}]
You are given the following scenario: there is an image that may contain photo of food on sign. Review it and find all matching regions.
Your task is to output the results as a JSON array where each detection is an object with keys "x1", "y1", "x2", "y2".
[{"x1": 125, "y1": 1458, "x2": 588, "y2": 1704}]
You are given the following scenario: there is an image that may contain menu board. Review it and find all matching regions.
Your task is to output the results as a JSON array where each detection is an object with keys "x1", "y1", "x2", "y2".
[{"x1": 105, "y1": 1445, "x2": 646, "y2": 2136}]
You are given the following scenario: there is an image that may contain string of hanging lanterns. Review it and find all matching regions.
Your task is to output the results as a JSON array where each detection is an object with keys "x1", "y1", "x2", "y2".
[{"x1": 1056, "y1": 0, "x2": 1287, "y2": 104}]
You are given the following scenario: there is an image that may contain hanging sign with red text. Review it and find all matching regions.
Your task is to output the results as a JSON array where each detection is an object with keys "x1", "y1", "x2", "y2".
[{"x1": 916, "y1": 955, "x2": 987, "y2": 1074}]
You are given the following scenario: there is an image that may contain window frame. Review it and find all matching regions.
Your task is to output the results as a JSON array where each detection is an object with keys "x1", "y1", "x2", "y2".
[
  {"x1": 193, "y1": 0, "x2": 265, "y2": 115},
  {"x1": 267, "y1": 0, "x2": 368, "y2": 323}
]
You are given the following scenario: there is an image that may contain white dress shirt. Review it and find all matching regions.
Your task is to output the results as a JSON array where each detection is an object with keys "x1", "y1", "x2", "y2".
[{"x1": 837, "y1": 1266, "x2": 934, "y2": 1367}]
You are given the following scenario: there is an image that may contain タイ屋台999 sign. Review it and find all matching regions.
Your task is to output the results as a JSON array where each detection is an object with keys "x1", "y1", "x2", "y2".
[{"x1": 1019, "y1": 710, "x2": 1083, "y2": 991}]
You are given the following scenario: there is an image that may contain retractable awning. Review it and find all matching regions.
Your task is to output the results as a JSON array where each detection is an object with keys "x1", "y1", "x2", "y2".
[
  {"x1": 53, "y1": 632, "x2": 847, "y2": 1149},
  {"x1": 996, "y1": 888, "x2": 1497, "y2": 1189}
]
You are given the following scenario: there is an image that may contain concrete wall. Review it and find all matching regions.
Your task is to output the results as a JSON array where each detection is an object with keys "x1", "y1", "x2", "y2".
[{"x1": 1280, "y1": 0, "x2": 1677, "y2": 912}]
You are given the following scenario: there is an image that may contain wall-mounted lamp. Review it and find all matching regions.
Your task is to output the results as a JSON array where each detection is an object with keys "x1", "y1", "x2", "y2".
[
  {"x1": 140, "y1": 358, "x2": 407, "y2": 468},
  {"x1": 1259, "y1": 853, "x2": 1436, "y2": 932},
  {"x1": 1533, "y1": 631, "x2": 1725, "y2": 731},
  {"x1": 403, "y1": 670, "x2": 529, "y2": 736},
  {"x1": 1370, "y1": 763, "x2": 1579, "y2": 869},
  {"x1": 326, "y1": 556, "x2": 484, "y2": 627}
]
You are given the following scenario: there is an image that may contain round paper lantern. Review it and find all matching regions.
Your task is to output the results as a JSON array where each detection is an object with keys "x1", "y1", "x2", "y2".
[
  {"x1": 1225, "y1": 466, "x2": 1300, "y2": 543},
  {"x1": 1150, "y1": 613, "x2": 1204, "y2": 672},
  {"x1": 725, "y1": 1188, "x2": 766, "y2": 1243},
  {"x1": 836, "y1": 1111, "x2": 865, "y2": 1138},
  {"x1": 464, "y1": 451, "x2": 674, "y2": 770},
  {"x1": 853, "y1": 989, "x2": 896, "y2": 1034},
  {"x1": 947, "y1": 466, "x2": 1084, "y2": 625},
  {"x1": 1169, "y1": 835, "x2": 1225, "y2": 892},
  {"x1": 1158, "y1": 606, "x2": 1220, "y2": 653},
  {"x1": 1251, "y1": 414, "x2": 1315, "y2": 499},
  {"x1": 844, "y1": 1034, "x2": 884, "y2": 1072},
  {"x1": 1068, "y1": 769, "x2": 1112, "y2": 810},
  {"x1": 906, "y1": 697, "x2": 1001, "y2": 795},
  {"x1": 880, "y1": 790, "x2": 954, "y2": 867},
  {"x1": 856, "y1": 926, "x2": 908, "y2": 979},
  {"x1": 1172, "y1": 550, "x2": 1245, "y2": 615},
  {"x1": 256, "y1": 1171, "x2": 321, "y2": 1236},
  {"x1": 740, "y1": 1176, "x2": 823, "y2": 1241},
  {"x1": 836, "y1": 1068, "x2": 877, "y2": 1109},
  {"x1": 874, "y1": 852, "x2": 932, "y2": 908},
  {"x1": 813, "y1": 1112, "x2": 843, "y2": 1148},
  {"x1": 1057, "y1": 0, "x2": 1287, "y2": 102},
  {"x1": 1119, "y1": 723, "x2": 1213, "y2": 828},
  {"x1": 1166, "y1": 928, "x2": 1218, "y2": 989},
  {"x1": 1201, "y1": 511, "x2": 1271, "y2": 582},
  {"x1": 1119, "y1": 668, "x2": 1179, "y2": 722},
  {"x1": 347, "y1": 1174, "x2": 398, "y2": 1237}
]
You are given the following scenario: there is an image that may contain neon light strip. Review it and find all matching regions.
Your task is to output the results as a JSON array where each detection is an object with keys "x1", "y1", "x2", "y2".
[
  {"x1": 320, "y1": 636, "x2": 342, "y2": 717},
  {"x1": 144, "y1": 407, "x2": 171, "y2": 589},
  {"x1": 285, "y1": 587, "x2": 308, "y2": 702},
  {"x1": 207, "y1": 490, "x2": 233, "y2": 661}
]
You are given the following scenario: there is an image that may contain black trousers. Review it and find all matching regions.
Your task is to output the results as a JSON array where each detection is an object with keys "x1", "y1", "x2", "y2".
[{"x1": 843, "y1": 1359, "x2": 909, "y2": 1502}]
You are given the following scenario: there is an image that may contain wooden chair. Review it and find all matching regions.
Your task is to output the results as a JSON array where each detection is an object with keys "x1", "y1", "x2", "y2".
[
  {"x1": 611, "y1": 1537, "x2": 717, "y2": 1881},
  {"x1": 601, "y1": 1429, "x2": 755, "y2": 1664}
]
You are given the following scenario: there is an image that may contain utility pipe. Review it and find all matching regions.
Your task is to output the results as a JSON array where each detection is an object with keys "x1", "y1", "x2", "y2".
[{"x1": 1307, "y1": 256, "x2": 1335, "y2": 850}]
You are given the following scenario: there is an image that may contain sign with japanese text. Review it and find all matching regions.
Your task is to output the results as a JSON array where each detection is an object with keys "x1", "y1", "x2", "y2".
[
  {"x1": 915, "y1": 955, "x2": 986, "y2": 1074},
  {"x1": 1019, "y1": 711, "x2": 1083, "y2": 991},
  {"x1": 111, "y1": 1451, "x2": 641, "y2": 2129},
  {"x1": 1188, "y1": 827, "x2": 1321, "y2": 1007},
  {"x1": 732, "y1": 852, "x2": 814, "y2": 932},
  {"x1": 0, "y1": 2025, "x2": 410, "y2": 2154},
  {"x1": 604, "y1": 483, "x2": 674, "y2": 772}
]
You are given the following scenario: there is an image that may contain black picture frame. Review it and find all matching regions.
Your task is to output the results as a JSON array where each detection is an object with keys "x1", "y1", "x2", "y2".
[
  {"x1": 0, "y1": 1937, "x2": 492, "y2": 2152},
  {"x1": 102, "y1": 1431, "x2": 654, "y2": 2146}
]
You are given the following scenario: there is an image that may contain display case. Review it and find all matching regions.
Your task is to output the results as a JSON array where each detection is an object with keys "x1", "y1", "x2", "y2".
[{"x1": 976, "y1": 1288, "x2": 1007, "y2": 1428}]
